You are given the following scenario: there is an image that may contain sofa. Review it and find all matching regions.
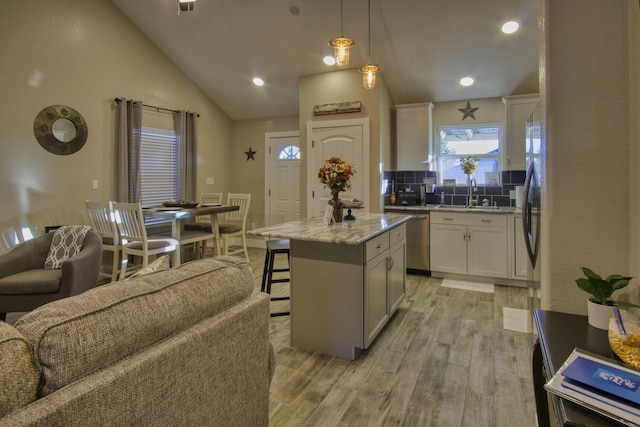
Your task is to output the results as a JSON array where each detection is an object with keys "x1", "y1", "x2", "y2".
[{"x1": 0, "y1": 256, "x2": 275, "y2": 426}]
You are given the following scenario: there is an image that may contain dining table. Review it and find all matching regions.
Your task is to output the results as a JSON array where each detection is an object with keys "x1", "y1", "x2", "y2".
[{"x1": 143, "y1": 204, "x2": 239, "y2": 265}]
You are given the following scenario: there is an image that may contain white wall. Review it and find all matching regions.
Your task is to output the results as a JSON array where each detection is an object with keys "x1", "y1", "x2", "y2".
[
  {"x1": 541, "y1": 0, "x2": 639, "y2": 313},
  {"x1": 0, "y1": 0, "x2": 232, "y2": 251}
]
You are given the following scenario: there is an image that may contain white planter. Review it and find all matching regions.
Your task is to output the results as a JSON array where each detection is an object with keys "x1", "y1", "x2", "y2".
[{"x1": 587, "y1": 298, "x2": 615, "y2": 330}]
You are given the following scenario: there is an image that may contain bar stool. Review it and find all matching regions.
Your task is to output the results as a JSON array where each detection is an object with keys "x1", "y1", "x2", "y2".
[{"x1": 260, "y1": 239, "x2": 290, "y2": 317}]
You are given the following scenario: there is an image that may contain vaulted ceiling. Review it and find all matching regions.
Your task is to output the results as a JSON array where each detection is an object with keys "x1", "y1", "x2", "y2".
[{"x1": 110, "y1": 0, "x2": 539, "y2": 120}]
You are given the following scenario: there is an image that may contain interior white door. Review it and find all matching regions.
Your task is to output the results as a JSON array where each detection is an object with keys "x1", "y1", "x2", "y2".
[
  {"x1": 308, "y1": 119, "x2": 368, "y2": 218},
  {"x1": 266, "y1": 132, "x2": 300, "y2": 226}
]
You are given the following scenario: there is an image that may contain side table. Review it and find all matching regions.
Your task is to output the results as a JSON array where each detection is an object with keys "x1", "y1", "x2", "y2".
[{"x1": 533, "y1": 309, "x2": 626, "y2": 426}]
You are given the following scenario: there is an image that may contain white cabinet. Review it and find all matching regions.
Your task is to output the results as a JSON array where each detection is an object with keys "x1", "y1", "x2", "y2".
[
  {"x1": 395, "y1": 103, "x2": 434, "y2": 170},
  {"x1": 430, "y1": 212, "x2": 507, "y2": 278},
  {"x1": 291, "y1": 221, "x2": 406, "y2": 359},
  {"x1": 511, "y1": 214, "x2": 528, "y2": 280},
  {"x1": 502, "y1": 94, "x2": 539, "y2": 171},
  {"x1": 388, "y1": 225, "x2": 407, "y2": 314},
  {"x1": 364, "y1": 224, "x2": 406, "y2": 346}
]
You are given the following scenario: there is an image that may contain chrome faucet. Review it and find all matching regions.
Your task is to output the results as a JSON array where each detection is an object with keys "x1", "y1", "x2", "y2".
[{"x1": 467, "y1": 177, "x2": 477, "y2": 207}]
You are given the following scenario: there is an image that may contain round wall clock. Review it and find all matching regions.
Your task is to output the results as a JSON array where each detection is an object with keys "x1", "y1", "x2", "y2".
[{"x1": 33, "y1": 105, "x2": 88, "y2": 155}]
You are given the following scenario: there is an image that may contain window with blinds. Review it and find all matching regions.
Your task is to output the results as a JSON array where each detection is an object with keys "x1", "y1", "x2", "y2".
[{"x1": 140, "y1": 127, "x2": 179, "y2": 208}]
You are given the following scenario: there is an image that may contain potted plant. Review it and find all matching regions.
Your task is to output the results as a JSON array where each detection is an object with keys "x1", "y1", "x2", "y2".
[{"x1": 576, "y1": 267, "x2": 639, "y2": 329}]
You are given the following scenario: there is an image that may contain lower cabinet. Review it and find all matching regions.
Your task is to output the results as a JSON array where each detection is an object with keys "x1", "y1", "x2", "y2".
[
  {"x1": 512, "y1": 215, "x2": 528, "y2": 279},
  {"x1": 364, "y1": 225, "x2": 406, "y2": 347},
  {"x1": 430, "y1": 212, "x2": 507, "y2": 278},
  {"x1": 290, "y1": 222, "x2": 406, "y2": 359}
]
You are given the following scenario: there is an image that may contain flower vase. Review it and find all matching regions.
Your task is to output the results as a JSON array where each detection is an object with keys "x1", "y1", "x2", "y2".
[{"x1": 330, "y1": 195, "x2": 344, "y2": 223}]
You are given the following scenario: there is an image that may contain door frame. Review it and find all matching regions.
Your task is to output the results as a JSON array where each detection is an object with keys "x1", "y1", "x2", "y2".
[
  {"x1": 264, "y1": 130, "x2": 300, "y2": 228},
  {"x1": 306, "y1": 118, "x2": 370, "y2": 218}
]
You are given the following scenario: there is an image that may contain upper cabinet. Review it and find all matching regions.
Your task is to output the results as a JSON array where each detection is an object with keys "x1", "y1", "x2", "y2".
[
  {"x1": 502, "y1": 94, "x2": 539, "y2": 171},
  {"x1": 395, "y1": 103, "x2": 434, "y2": 171}
]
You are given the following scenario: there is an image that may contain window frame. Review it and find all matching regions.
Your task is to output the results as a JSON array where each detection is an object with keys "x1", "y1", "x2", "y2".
[{"x1": 436, "y1": 123, "x2": 503, "y2": 185}]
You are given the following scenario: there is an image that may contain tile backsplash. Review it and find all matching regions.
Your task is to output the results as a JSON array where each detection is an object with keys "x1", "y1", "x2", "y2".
[{"x1": 383, "y1": 170, "x2": 526, "y2": 207}]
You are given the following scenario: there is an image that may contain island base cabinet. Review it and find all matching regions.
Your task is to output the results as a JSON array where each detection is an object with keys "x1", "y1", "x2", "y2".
[
  {"x1": 289, "y1": 224, "x2": 406, "y2": 360},
  {"x1": 365, "y1": 251, "x2": 390, "y2": 347},
  {"x1": 388, "y1": 240, "x2": 406, "y2": 314}
]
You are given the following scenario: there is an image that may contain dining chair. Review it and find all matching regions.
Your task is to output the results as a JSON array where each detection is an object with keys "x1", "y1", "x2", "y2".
[
  {"x1": 217, "y1": 193, "x2": 251, "y2": 260},
  {"x1": 111, "y1": 202, "x2": 180, "y2": 280},
  {"x1": 187, "y1": 192, "x2": 224, "y2": 257},
  {"x1": 85, "y1": 200, "x2": 123, "y2": 282},
  {"x1": 189, "y1": 192, "x2": 223, "y2": 229}
]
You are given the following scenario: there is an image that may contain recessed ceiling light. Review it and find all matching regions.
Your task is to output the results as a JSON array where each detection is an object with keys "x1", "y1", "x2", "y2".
[
  {"x1": 323, "y1": 55, "x2": 336, "y2": 66},
  {"x1": 501, "y1": 20, "x2": 520, "y2": 34},
  {"x1": 253, "y1": 77, "x2": 264, "y2": 86},
  {"x1": 459, "y1": 76, "x2": 475, "y2": 87}
]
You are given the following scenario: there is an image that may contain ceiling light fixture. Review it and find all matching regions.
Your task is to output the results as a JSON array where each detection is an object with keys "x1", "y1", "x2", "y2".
[
  {"x1": 323, "y1": 55, "x2": 336, "y2": 66},
  {"x1": 252, "y1": 77, "x2": 264, "y2": 86},
  {"x1": 177, "y1": 0, "x2": 195, "y2": 14},
  {"x1": 329, "y1": 0, "x2": 355, "y2": 69},
  {"x1": 460, "y1": 76, "x2": 475, "y2": 87},
  {"x1": 359, "y1": 0, "x2": 380, "y2": 90},
  {"x1": 501, "y1": 20, "x2": 520, "y2": 34}
]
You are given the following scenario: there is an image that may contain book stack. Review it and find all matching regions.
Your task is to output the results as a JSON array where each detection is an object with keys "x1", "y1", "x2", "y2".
[{"x1": 545, "y1": 348, "x2": 640, "y2": 426}]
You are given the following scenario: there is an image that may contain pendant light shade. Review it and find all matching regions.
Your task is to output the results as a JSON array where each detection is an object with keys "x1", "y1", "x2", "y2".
[
  {"x1": 330, "y1": 37, "x2": 355, "y2": 69},
  {"x1": 360, "y1": 64, "x2": 380, "y2": 90},
  {"x1": 359, "y1": 0, "x2": 380, "y2": 89},
  {"x1": 329, "y1": 0, "x2": 355, "y2": 69}
]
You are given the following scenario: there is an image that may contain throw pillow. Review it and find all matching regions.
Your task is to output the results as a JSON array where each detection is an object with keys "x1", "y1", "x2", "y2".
[
  {"x1": 126, "y1": 255, "x2": 170, "y2": 280},
  {"x1": 44, "y1": 225, "x2": 92, "y2": 269}
]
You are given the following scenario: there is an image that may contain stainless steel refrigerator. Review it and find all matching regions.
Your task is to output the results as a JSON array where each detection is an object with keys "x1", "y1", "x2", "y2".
[{"x1": 522, "y1": 104, "x2": 542, "y2": 314}]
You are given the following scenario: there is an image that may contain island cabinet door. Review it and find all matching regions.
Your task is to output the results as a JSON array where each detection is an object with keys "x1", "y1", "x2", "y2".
[
  {"x1": 364, "y1": 250, "x2": 389, "y2": 347},
  {"x1": 388, "y1": 239, "x2": 406, "y2": 315}
]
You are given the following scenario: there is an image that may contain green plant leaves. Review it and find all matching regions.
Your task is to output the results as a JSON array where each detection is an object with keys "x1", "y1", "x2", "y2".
[{"x1": 576, "y1": 267, "x2": 636, "y2": 307}]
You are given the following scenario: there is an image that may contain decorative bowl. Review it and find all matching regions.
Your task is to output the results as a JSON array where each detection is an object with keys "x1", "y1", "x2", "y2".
[
  {"x1": 162, "y1": 200, "x2": 198, "y2": 208},
  {"x1": 343, "y1": 200, "x2": 364, "y2": 209}
]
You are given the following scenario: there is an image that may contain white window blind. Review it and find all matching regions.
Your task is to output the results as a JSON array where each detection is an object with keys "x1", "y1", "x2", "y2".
[{"x1": 140, "y1": 127, "x2": 179, "y2": 207}]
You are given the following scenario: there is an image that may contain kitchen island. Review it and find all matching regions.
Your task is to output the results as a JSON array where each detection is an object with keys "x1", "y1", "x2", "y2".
[{"x1": 249, "y1": 213, "x2": 410, "y2": 360}]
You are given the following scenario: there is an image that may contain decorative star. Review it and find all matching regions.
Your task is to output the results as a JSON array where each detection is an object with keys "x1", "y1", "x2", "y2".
[
  {"x1": 458, "y1": 101, "x2": 479, "y2": 121},
  {"x1": 244, "y1": 147, "x2": 256, "y2": 161}
]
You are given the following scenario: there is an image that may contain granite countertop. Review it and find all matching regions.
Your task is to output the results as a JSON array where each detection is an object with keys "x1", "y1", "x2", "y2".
[
  {"x1": 383, "y1": 204, "x2": 520, "y2": 214},
  {"x1": 248, "y1": 213, "x2": 411, "y2": 245}
]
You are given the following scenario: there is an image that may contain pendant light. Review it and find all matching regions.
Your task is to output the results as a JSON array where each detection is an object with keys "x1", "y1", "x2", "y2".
[
  {"x1": 359, "y1": 0, "x2": 380, "y2": 90},
  {"x1": 329, "y1": 0, "x2": 355, "y2": 69}
]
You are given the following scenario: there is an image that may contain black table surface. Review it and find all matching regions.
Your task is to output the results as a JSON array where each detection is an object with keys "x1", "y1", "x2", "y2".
[{"x1": 533, "y1": 309, "x2": 629, "y2": 426}]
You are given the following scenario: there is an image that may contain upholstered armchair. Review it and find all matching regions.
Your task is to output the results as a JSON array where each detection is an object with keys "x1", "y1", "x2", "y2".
[{"x1": 0, "y1": 229, "x2": 103, "y2": 321}]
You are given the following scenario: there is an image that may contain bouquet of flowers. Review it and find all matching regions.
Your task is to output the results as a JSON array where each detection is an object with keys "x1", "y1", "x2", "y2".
[
  {"x1": 318, "y1": 157, "x2": 356, "y2": 198},
  {"x1": 460, "y1": 156, "x2": 479, "y2": 175}
]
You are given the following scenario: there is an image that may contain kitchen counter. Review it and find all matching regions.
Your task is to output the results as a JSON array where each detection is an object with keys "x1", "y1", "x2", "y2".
[
  {"x1": 248, "y1": 213, "x2": 411, "y2": 244},
  {"x1": 384, "y1": 204, "x2": 520, "y2": 214}
]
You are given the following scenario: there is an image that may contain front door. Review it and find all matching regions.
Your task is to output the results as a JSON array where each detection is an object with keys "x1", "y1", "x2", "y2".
[
  {"x1": 265, "y1": 131, "x2": 300, "y2": 226},
  {"x1": 307, "y1": 118, "x2": 369, "y2": 218}
]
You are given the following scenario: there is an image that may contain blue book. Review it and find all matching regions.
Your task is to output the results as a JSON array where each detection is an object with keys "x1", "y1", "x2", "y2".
[{"x1": 562, "y1": 355, "x2": 640, "y2": 406}]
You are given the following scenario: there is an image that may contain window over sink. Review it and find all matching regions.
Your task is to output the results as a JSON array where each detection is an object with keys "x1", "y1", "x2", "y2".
[{"x1": 436, "y1": 124, "x2": 502, "y2": 185}]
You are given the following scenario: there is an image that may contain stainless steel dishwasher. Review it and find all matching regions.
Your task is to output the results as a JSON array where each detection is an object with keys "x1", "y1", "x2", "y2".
[
  {"x1": 385, "y1": 209, "x2": 430, "y2": 273},
  {"x1": 405, "y1": 213, "x2": 430, "y2": 273}
]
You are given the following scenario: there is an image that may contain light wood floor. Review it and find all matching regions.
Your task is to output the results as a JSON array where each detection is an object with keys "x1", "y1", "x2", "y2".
[
  {"x1": 6, "y1": 247, "x2": 537, "y2": 426},
  {"x1": 245, "y1": 247, "x2": 537, "y2": 427}
]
